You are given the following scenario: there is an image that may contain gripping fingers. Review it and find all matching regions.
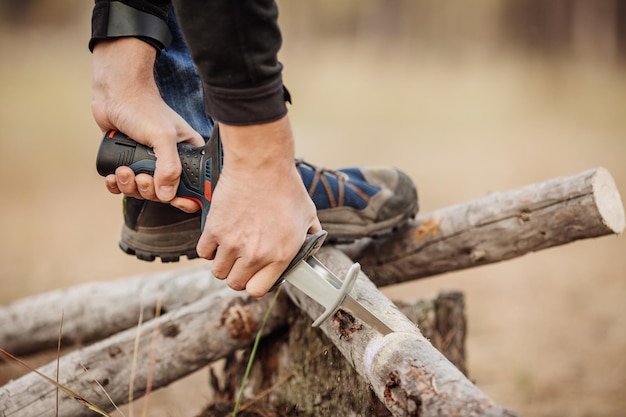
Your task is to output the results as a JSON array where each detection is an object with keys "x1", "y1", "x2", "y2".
[
  {"x1": 207, "y1": 242, "x2": 291, "y2": 297},
  {"x1": 114, "y1": 166, "x2": 137, "y2": 195},
  {"x1": 109, "y1": 167, "x2": 158, "y2": 200},
  {"x1": 134, "y1": 173, "x2": 157, "y2": 200},
  {"x1": 106, "y1": 167, "x2": 159, "y2": 202},
  {"x1": 152, "y1": 141, "x2": 182, "y2": 202},
  {"x1": 220, "y1": 257, "x2": 286, "y2": 297},
  {"x1": 170, "y1": 197, "x2": 202, "y2": 213},
  {"x1": 105, "y1": 174, "x2": 122, "y2": 194},
  {"x1": 243, "y1": 264, "x2": 288, "y2": 298},
  {"x1": 210, "y1": 248, "x2": 238, "y2": 287}
]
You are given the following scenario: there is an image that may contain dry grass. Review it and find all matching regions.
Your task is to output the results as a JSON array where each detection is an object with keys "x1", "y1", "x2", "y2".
[{"x1": 1, "y1": 8, "x2": 625, "y2": 417}]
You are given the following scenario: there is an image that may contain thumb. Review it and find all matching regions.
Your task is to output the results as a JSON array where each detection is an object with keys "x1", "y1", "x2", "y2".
[{"x1": 151, "y1": 120, "x2": 204, "y2": 201}]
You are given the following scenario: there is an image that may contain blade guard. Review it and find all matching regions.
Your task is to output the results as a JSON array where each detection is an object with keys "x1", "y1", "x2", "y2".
[
  {"x1": 273, "y1": 230, "x2": 362, "y2": 327},
  {"x1": 307, "y1": 259, "x2": 361, "y2": 327}
]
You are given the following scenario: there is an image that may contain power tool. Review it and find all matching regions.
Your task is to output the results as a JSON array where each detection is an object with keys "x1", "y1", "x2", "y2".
[{"x1": 96, "y1": 127, "x2": 222, "y2": 229}]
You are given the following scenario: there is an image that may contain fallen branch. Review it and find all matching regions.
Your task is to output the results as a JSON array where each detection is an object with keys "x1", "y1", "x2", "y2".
[
  {"x1": 0, "y1": 268, "x2": 221, "y2": 356},
  {"x1": 0, "y1": 283, "x2": 289, "y2": 417},
  {"x1": 343, "y1": 166, "x2": 624, "y2": 285}
]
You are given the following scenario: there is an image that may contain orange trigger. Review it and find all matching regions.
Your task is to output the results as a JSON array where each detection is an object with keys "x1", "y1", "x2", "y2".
[{"x1": 204, "y1": 180, "x2": 212, "y2": 203}]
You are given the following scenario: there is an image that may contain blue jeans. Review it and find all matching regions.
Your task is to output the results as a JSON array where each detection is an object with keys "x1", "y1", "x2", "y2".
[{"x1": 154, "y1": 11, "x2": 214, "y2": 141}]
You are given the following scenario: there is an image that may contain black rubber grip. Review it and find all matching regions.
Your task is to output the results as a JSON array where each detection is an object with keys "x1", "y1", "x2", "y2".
[
  {"x1": 96, "y1": 130, "x2": 156, "y2": 176},
  {"x1": 96, "y1": 128, "x2": 223, "y2": 229}
]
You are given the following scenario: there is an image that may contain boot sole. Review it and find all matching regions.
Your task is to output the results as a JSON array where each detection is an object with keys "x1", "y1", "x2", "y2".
[{"x1": 119, "y1": 217, "x2": 201, "y2": 263}]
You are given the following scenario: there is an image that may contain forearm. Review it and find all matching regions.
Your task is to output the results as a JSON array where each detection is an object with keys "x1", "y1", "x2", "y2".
[
  {"x1": 171, "y1": 0, "x2": 288, "y2": 125},
  {"x1": 91, "y1": 38, "x2": 158, "y2": 122},
  {"x1": 91, "y1": 36, "x2": 205, "y2": 202},
  {"x1": 220, "y1": 118, "x2": 295, "y2": 173},
  {"x1": 90, "y1": 0, "x2": 288, "y2": 125}
]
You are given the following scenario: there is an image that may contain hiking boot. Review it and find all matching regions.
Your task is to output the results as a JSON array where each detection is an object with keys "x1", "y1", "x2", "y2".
[
  {"x1": 119, "y1": 198, "x2": 201, "y2": 262},
  {"x1": 119, "y1": 161, "x2": 418, "y2": 262},
  {"x1": 296, "y1": 160, "x2": 418, "y2": 242}
]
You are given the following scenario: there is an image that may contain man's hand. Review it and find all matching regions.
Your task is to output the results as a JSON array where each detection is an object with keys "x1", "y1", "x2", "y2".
[
  {"x1": 91, "y1": 38, "x2": 204, "y2": 212},
  {"x1": 198, "y1": 117, "x2": 322, "y2": 297}
]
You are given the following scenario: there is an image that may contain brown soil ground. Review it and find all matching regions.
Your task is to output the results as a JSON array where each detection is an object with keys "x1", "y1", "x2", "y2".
[{"x1": 1, "y1": 8, "x2": 625, "y2": 417}]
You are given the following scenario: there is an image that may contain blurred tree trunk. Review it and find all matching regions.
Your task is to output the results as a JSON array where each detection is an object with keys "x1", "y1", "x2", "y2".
[
  {"x1": 0, "y1": 0, "x2": 36, "y2": 23},
  {"x1": 616, "y1": 0, "x2": 626, "y2": 61},
  {"x1": 502, "y1": 0, "x2": 626, "y2": 62},
  {"x1": 502, "y1": 0, "x2": 573, "y2": 55},
  {"x1": 572, "y1": 0, "x2": 621, "y2": 62}
]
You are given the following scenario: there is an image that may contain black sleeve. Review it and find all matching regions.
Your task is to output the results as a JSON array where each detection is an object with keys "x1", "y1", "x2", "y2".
[
  {"x1": 90, "y1": 0, "x2": 173, "y2": 52},
  {"x1": 94, "y1": 0, "x2": 171, "y2": 22},
  {"x1": 171, "y1": 0, "x2": 289, "y2": 125}
]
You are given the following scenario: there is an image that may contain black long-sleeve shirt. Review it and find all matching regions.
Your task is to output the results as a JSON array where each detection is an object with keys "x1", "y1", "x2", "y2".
[{"x1": 93, "y1": 0, "x2": 288, "y2": 125}]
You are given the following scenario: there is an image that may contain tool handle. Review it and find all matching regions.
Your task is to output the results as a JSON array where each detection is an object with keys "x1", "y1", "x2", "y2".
[
  {"x1": 269, "y1": 230, "x2": 328, "y2": 292},
  {"x1": 96, "y1": 129, "x2": 222, "y2": 228}
]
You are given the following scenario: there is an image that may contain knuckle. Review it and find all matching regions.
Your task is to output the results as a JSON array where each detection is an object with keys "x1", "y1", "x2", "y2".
[
  {"x1": 245, "y1": 243, "x2": 289, "y2": 267},
  {"x1": 246, "y1": 285, "x2": 266, "y2": 299},
  {"x1": 227, "y1": 279, "x2": 245, "y2": 292},
  {"x1": 210, "y1": 265, "x2": 227, "y2": 280},
  {"x1": 198, "y1": 248, "x2": 217, "y2": 261},
  {"x1": 136, "y1": 178, "x2": 153, "y2": 194},
  {"x1": 156, "y1": 162, "x2": 181, "y2": 180},
  {"x1": 245, "y1": 250, "x2": 266, "y2": 267}
]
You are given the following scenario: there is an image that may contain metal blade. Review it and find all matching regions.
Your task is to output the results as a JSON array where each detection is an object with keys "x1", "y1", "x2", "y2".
[
  {"x1": 341, "y1": 296, "x2": 393, "y2": 336},
  {"x1": 283, "y1": 255, "x2": 393, "y2": 335}
]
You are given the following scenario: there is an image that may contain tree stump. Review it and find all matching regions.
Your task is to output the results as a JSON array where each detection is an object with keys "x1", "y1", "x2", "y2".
[{"x1": 199, "y1": 291, "x2": 467, "y2": 417}]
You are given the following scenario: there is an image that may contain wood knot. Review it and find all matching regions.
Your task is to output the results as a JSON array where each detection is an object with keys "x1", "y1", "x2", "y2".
[
  {"x1": 413, "y1": 216, "x2": 441, "y2": 240},
  {"x1": 332, "y1": 309, "x2": 363, "y2": 339},
  {"x1": 385, "y1": 370, "x2": 423, "y2": 416},
  {"x1": 220, "y1": 297, "x2": 259, "y2": 340},
  {"x1": 160, "y1": 322, "x2": 180, "y2": 338},
  {"x1": 384, "y1": 371, "x2": 401, "y2": 403},
  {"x1": 107, "y1": 345, "x2": 123, "y2": 359},
  {"x1": 470, "y1": 248, "x2": 486, "y2": 261}
]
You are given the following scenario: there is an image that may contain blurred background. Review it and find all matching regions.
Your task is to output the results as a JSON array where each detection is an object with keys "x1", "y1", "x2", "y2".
[{"x1": 1, "y1": 1, "x2": 625, "y2": 416}]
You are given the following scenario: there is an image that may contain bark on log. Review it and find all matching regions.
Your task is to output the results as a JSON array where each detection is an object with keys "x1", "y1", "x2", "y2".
[
  {"x1": 0, "y1": 268, "x2": 221, "y2": 357},
  {"x1": 2, "y1": 167, "x2": 622, "y2": 358},
  {"x1": 0, "y1": 251, "x2": 515, "y2": 417},
  {"x1": 342, "y1": 167, "x2": 624, "y2": 285},
  {"x1": 396, "y1": 290, "x2": 467, "y2": 377},
  {"x1": 200, "y1": 291, "x2": 465, "y2": 417},
  {"x1": 0, "y1": 284, "x2": 290, "y2": 417},
  {"x1": 289, "y1": 248, "x2": 517, "y2": 417}
]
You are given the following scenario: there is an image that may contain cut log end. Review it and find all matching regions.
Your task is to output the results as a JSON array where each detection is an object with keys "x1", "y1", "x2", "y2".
[{"x1": 592, "y1": 167, "x2": 625, "y2": 234}]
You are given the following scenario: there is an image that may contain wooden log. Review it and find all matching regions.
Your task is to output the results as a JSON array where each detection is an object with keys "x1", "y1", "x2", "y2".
[
  {"x1": 2, "y1": 167, "x2": 622, "y2": 358},
  {"x1": 395, "y1": 290, "x2": 467, "y2": 377},
  {"x1": 342, "y1": 167, "x2": 625, "y2": 285},
  {"x1": 0, "y1": 284, "x2": 290, "y2": 417},
  {"x1": 0, "y1": 268, "x2": 221, "y2": 357},
  {"x1": 200, "y1": 291, "x2": 466, "y2": 417}
]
